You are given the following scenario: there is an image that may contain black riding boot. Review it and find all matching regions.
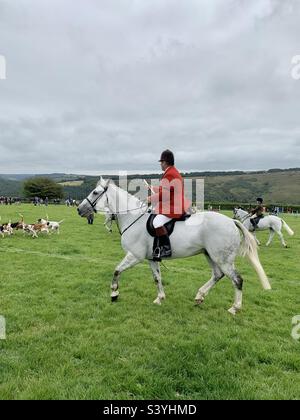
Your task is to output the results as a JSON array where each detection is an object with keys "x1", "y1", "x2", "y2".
[
  {"x1": 153, "y1": 226, "x2": 172, "y2": 261},
  {"x1": 250, "y1": 218, "x2": 257, "y2": 231}
]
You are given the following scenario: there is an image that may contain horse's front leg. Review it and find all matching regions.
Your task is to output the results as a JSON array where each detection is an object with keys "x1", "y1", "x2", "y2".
[
  {"x1": 149, "y1": 260, "x2": 166, "y2": 305},
  {"x1": 111, "y1": 252, "x2": 140, "y2": 301}
]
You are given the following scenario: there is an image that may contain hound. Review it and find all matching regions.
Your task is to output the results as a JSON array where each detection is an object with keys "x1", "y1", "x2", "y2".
[
  {"x1": 0, "y1": 221, "x2": 13, "y2": 237},
  {"x1": 23, "y1": 222, "x2": 49, "y2": 238},
  {"x1": 38, "y1": 218, "x2": 64, "y2": 234},
  {"x1": 10, "y1": 215, "x2": 26, "y2": 232}
]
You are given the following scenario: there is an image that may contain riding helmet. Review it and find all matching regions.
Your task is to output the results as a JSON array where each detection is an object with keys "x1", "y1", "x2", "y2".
[{"x1": 159, "y1": 150, "x2": 175, "y2": 166}]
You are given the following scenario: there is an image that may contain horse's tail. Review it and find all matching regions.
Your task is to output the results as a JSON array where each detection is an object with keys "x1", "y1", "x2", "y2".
[
  {"x1": 281, "y1": 219, "x2": 294, "y2": 236},
  {"x1": 234, "y1": 220, "x2": 271, "y2": 290}
]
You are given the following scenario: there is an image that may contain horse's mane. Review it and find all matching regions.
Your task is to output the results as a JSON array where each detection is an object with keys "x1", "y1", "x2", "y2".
[
  {"x1": 98, "y1": 178, "x2": 143, "y2": 209},
  {"x1": 113, "y1": 182, "x2": 142, "y2": 205},
  {"x1": 237, "y1": 207, "x2": 249, "y2": 214}
]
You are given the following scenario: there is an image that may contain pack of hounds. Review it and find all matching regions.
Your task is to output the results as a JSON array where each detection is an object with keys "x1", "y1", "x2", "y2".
[{"x1": 0, "y1": 214, "x2": 64, "y2": 238}]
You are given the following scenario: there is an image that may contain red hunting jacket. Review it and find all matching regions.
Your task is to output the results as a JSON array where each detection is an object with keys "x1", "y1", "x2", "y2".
[{"x1": 149, "y1": 166, "x2": 191, "y2": 219}]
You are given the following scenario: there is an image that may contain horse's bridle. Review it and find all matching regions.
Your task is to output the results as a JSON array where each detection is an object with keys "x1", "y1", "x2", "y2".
[{"x1": 86, "y1": 187, "x2": 108, "y2": 213}]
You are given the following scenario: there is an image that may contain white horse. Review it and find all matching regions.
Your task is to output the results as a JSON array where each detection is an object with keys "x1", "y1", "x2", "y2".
[
  {"x1": 233, "y1": 208, "x2": 294, "y2": 248},
  {"x1": 77, "y1": 178, "x2": 271, "y2": 315}
]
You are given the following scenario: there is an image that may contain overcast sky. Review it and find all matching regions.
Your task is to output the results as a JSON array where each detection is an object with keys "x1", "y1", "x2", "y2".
[{"x1": 0, "y1": 0, "x2": 299, "y2": 174}]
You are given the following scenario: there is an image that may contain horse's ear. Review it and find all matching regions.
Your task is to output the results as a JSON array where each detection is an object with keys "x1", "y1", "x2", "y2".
[
  {"x1": 97, "y1": 177, "x2": 111, "y2": 189},
  {"x1": 97, "y1": 176, "x2": 105, "y2": 187}
]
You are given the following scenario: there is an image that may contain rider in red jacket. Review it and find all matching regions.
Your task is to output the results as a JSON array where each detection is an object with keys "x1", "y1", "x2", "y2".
[{"x1": 147, "y1": 150, "x2": 191, "y2": 260}]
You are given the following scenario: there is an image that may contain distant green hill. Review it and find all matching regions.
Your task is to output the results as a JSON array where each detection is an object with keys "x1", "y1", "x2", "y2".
[
  {"x1": 1, "y1": 169, "x2": 300, "y2": 205},
  {"x1": 195, "y1": 169, "x2": 300, "y2": 205},
  {"x1": 62, "y1": 169, "x2": 300, "y2": 205},
  {"x1": 0, "y1": 177, "x2": 22, "y2": 197}
]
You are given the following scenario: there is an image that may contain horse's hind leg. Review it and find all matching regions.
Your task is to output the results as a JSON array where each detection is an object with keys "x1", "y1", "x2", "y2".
[
  {"x1": 149, "y1": 260, "x2": 166, "y2": 305},
  {"x1": 220, "y1": 264, "x2": 244, "y2": 315},
  {"x1": 195, "y1": 254, "x2": 224, "y2": 305},
  {"x1": 276, "y1": 229, "x2": 287, "y2": 248},
  {"x1": 266, "y1": 229, "x2": 275, "y2": 246},
  {"x1": 111, "y1": 252, "x2": 140, "y2": 301}
]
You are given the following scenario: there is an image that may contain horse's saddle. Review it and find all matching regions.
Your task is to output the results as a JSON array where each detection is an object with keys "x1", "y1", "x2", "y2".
[{"x1": 146, "y1": 213, "x2": 191, "y2": 237}]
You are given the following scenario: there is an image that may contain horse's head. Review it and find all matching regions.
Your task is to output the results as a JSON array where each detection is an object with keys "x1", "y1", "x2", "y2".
[
  {"x1": 233, "y1": 207, "x2": 247, "y2": 221},
  {"x1": 77, "y1": 177, "x2": 110, "y2": 218}
]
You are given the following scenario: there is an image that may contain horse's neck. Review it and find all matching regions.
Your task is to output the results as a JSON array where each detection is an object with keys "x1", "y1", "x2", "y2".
[
  {"x1": 239, "y1": 210, "x2": 249, "y2": 219},
  {"x1": 107, "y1": 184, "x2": 143, "y2": 230},
  {"x1": 244, "y1": 218, "x2": 251, "y2": 229}
]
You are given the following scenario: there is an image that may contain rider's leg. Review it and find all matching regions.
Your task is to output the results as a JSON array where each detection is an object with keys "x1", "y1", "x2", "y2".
[
  {"x1": 250, "y1": 216, "x2": 260, "y2": 230},
  {"x1": 153, "y1": 215, "x2": 172, "y2": 228},
  {"x1": 153, "y1": 215, "x2": 172, "y2": 260}
]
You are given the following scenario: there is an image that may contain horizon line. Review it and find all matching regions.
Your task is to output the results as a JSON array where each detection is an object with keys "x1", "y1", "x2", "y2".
[{"x1": 1, "y1": 166, "x2": 300, "y2": 177}]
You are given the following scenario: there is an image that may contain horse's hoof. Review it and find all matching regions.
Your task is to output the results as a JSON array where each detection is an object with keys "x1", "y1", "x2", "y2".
[
  {"x1": 228, "y1": 306, "x2": 240, "y2": 315},
  {"x1": 153, "y1": 298, "x2": 162, "y2": 305},
  {"x1": 195, "y1": 295, "x2": 205, "y2": 305},
  {"x1": 195, "y1": 298, "x2": 204, "y2": 306},
  {"x1": 111, "y1": 291, "x2": 119, "y2": 302}
]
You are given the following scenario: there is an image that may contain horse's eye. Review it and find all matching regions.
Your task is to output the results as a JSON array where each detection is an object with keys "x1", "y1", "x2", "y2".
[{"x1": 93, "y1": 191, "x2": 98, "y2": 195}]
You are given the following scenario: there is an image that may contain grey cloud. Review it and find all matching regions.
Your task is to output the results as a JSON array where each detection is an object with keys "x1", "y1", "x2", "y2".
[{"x1": 0, "y1": 0, "x2": 299, "y2": 174}]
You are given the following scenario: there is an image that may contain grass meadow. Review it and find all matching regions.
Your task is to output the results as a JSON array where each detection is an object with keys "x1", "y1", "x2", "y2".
[{"x1": 0, "y1": 204, "x2": 299, "y2": 400}]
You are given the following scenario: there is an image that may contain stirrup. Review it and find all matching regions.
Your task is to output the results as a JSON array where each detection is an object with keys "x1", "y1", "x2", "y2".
[{"x1": 153, "y1": 246, "x2": 161, "y2": 261}]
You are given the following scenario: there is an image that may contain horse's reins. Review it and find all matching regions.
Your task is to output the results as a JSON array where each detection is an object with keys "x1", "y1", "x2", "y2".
[
  {"x1": 114, "y1": 211, "x2": 147, "y2": 236},
  {"x1": 241, "y1": 213, "x2": 252, "y2": 223}
]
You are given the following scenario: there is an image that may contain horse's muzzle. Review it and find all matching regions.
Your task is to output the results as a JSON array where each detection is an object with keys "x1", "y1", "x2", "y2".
[{"x1": 77, "y1": 206, "x2": 86, "y2": 217}]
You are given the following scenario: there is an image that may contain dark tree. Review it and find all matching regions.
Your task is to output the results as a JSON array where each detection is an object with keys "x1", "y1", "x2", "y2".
[{"x1": 23, "y1": 177, "x2": 64, "y2": 200}]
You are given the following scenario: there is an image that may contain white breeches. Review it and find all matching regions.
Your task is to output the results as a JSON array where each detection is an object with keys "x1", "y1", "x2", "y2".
[{"x1": 153, "y1": 214, "x2": 172, "y2": 229}]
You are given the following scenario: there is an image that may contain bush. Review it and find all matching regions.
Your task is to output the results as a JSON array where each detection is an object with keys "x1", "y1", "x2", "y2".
[{"x1": 23, "y1": 177, "x2": 64, "y2": 200}]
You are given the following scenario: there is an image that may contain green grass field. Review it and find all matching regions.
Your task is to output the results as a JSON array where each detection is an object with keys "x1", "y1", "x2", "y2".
[{"x1": 0, "y1": 205, "x2": 299, "y2": 400}]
